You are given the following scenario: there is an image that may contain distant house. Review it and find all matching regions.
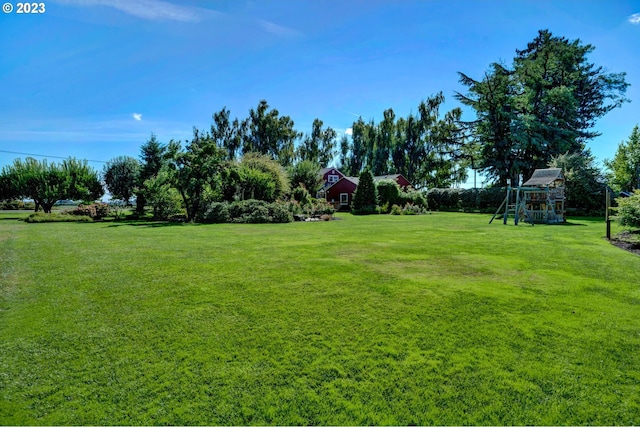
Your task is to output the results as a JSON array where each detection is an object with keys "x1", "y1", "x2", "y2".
[
  {"x1": 322, "y1": 171, "x2": 413, "y2": 210},
  {"x1": 317, "y1": 167, "x2": 346, "y2": 198},
  {"x1": 325, "y1": 176, "x2": 359, "y2": 209}
]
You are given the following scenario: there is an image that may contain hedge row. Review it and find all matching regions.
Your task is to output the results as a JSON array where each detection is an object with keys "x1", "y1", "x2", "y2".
[
  {"x1": 426, "y1": 187, "x2": 506, "y2": 213},
  {"x1": 0, "y1": 200, "x2": 36, "y2": 210},
  {"x1": 25, "y1": 212, "x2": 93, "y2": 223},
  {"x1": 199, "y1": 200, "x2": 293, "y2": 224}
]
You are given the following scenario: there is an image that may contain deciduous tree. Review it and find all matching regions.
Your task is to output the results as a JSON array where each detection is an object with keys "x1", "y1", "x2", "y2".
[
  {"x1": 242, "y1": 100, "x2": 302, "y2": 167},
  {"x1": 605, "y1": 125, "x2": 640, "y2": 192},
  {"x1": 297, "y1": 118, "x2": 337, "y2": 167},
  {"x1": 102, "y1": 156, "x2": 140, "y2": 205},
  {"x1": 167, "y1": 128, "x2": 225, "y2": 221},
  {"x1": 0, "y1": 157, "x2": 103, "y2": 213}
]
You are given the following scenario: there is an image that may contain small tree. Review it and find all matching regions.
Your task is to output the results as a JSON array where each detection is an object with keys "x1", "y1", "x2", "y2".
[
  {"x1": 351, "y1": 170, "x2": 377, "y2": 214},
  {"x1": 144, "y1": 170, "x2": 184, "y2": 220},
  {"x1": 103, "y1": 156, "x2": 140, "y2": 205},
  {"x1": 549, "y1": 151, "x2": 605, "y2": 215},
  {"x1": 240, "y1": 153, "x2": 290, "y2": 201},
  {"x1": 166, "y1": 128, "x2": 225, "y2": 222},
  {"x1": 288, "y1": 160, "x2": 323, "y2": 196},
  {"x1": 0, "y1": 157, "x2": 103, "y2": 213}
]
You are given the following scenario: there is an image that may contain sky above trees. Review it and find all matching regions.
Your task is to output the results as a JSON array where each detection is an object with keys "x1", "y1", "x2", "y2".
[{"x1": 1, "y1": 0, "x2": 639, "y2": 187}]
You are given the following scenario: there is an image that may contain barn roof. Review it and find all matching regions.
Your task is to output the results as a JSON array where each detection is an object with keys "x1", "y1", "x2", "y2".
[
  {"x1": 522, "y1": 168, "x2": 564, "y2": 186},
  {"x1": 324, "y1": 176, "x2": 358, "y2": 192},
  {"x1": 319, "y1": 167, "x2": 343, "y2": 176}
]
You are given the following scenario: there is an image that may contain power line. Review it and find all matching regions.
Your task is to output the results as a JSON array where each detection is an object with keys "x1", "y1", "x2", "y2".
[{"x1": 0, "y1": 149, "x2": 107, "y2": 164}]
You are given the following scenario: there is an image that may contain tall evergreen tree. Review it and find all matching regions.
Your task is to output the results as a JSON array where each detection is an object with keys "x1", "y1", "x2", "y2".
[
  {"x1": 351, "y1": 169, "x2": 377, "y2": 214},
  {"x1": 136, "y1": 133, "x2": 168, "y2": 215},
  {"x1": 457, "y1": 29, "x2": 629, "y2": 186}
]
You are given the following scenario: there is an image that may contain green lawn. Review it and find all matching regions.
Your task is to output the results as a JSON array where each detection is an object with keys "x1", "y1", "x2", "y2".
[{"x1": 1, "y1": 212, "x2": 639, "y2": 425}]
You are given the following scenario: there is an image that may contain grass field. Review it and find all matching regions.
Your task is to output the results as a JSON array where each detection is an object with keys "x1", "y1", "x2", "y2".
[{"x1": 1, "y1": 212, "x2": 639, "y2": 425}]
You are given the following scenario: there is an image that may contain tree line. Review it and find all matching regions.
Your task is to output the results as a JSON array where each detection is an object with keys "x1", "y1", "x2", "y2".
[{"x1": 2, "y1": 29, "x2": 639, "y2": 218}]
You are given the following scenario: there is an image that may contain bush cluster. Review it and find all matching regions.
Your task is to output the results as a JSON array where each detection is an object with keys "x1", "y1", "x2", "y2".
[
  {"x1": 200, "y1": 200, "x2": 293, "y2": 224},
  {"x1": 25, "y1": 212, "x2": 92, "y2": 223},
  {"x1": 376, "y1": 180, "x2": 428, "y2": 214},
  {"x1": 0, "y1": 200, "x2": 36, "y2": 210},
  {"x1": 290, "y1": 196, "x2": 336, "y2": 217},
  {"x1": 614, "y1": 190, "x2": 640, "y2": 229},
  {"x1": 67, "y1": 203, "x2": 110, "y2": 219},
  {"x1": 390, "y1": 203, "x2": 428, "y2": 215}
]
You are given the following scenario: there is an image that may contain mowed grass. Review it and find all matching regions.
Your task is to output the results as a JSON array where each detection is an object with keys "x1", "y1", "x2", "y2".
[{"x1": 1, "y1": 212, "x2": 639, "y2": 425}]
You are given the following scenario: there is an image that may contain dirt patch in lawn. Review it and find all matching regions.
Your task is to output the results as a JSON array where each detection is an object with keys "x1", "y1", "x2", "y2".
[{"x1": 609, "y1": 231, "x2": 640, "y2": 256}]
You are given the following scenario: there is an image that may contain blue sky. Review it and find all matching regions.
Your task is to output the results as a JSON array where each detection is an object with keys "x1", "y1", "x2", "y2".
[{"x1": 1, "y1": 0, "x2": 639, "y2": 187}]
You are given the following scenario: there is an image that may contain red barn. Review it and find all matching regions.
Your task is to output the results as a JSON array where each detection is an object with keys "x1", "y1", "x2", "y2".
[
  {"x1": 324, "y1": 173, "x2": 414, "y2": 210},
  {"x1": 325, "y1": 177, "x2": 359, "y2": 210},
  {"x1": 317, "y1": 167, "x2": 346, "y2": 198}
]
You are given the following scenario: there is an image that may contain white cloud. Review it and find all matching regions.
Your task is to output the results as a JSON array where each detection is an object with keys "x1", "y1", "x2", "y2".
[
  {"x1": 345, "y1": 128, "x2": 353, "y2": 136},
  {"x1": 629, "y1": 13, "x2": 640, "y2": 24},
  {"x1": 132, "y1": 113, "x2": 142, "y2": 121},
  {"x1": 54, "y1": 0, "x2": 222, "y2": 22},
  {"x1": 258, "y1": 19, "x2": 302, "y2": 37}
]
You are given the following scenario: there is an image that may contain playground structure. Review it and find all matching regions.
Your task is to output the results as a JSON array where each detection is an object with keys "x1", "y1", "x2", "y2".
[{"x1": 491, "y1": 168, "x2": 566, "y2": 225}]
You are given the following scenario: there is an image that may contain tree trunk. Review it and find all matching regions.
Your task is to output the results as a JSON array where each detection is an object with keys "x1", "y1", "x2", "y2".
[{"x1": 42, "y1": 202, "x2": 55, "y2": 214}]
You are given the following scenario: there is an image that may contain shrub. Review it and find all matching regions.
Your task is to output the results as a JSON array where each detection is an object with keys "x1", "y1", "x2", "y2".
[
  {"x1": 459, "y1": 189, "x2": 479, "y2": 212},
  {"x1": 292, "y1": 184, "x2": 312, "y2": 205},
  {"x1": 615, "y1": 190, "x2": 640, "y2": 229},
  {"x1": 398, "y1": 189, "x2": 428, "y2": 209},
  {"x1": 427, "y1": 188, "x2": 460, "y2": 211},
  {"x1": 68, "y1": 203, "x2": 109, "y2": 220},
  {"x1": 0, "y1": 200, "x2": 27, "y2": 210},
  {"x1": 310, "y1": 198, "x2": 336, "y2": 216},
  {"x1": 390, "y1": 204, "x2": 402, "y2": 215},
  {"x1": 376, "y1": 180, "x2": 402, "y2": 208},
  {"x1": 200, "y1": 202, "x2": 230, "y2": 223},
  {"x1": 240, "y1": 153, "x2": 290, "y2": 201},
  {"x1": 204, "y1": 200, "x2": 293, "y2": 224},
  {"x1": 245, "y1": 205, "x2": 271, "y2": 223},
  {"x1": 478, "y1": 187, "x2": 507, "y2": 211},
  {"x1": 269, "y1": 202, "x2": 293, "y2": 223},
  {"x1": 402, "y1": 203, "x2": 425, "y2": 215},
  {"x1": 428, "y1": 187, "x2": 510, "y2": 213},
  {"x1": 144, "y1": 174, "x2": 184, "y2": 220},
  {"x1": 352, "y1": 205, "x2": 377, "y2": 215},
  {"x1": 25, "y1": 212, "x2": 92, "y2": 223}
]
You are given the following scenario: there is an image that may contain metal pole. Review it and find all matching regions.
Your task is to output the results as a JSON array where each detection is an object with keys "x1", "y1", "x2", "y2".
[{"x1": 606, "y1": 186, "x2": 611, "y2": 240}]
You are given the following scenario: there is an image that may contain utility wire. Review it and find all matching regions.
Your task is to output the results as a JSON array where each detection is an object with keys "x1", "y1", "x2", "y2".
[{"x1": 0, "y1": 149, "x2": 107, "y2": 163}]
